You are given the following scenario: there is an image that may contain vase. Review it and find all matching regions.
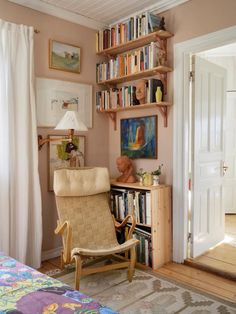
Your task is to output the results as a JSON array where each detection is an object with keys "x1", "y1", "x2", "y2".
[
  {"x1": 143, "y1": 173, "x2": 153, "y2": 186},
  {"x1": 152, "y1": 175, "x2": 160, "y2": 186}
]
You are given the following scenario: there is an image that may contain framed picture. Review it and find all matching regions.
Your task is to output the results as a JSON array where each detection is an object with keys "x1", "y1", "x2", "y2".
[
  {"x1": 48, "y1": 135, "x2": 85, "y2": 191},
  {"x1": 36, "y1": 77, "x2": 92, "y2": 128},
  {"x1": 49, "y1": 40, "x2": 80, "y2": 73},
  {"x1": 120, "y1": 115, "x2": 157, "y2": 159}
]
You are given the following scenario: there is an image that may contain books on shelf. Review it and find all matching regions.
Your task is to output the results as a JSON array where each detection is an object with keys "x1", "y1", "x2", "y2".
[
  {"x1": 96, "y1": 12, "x2": 163, "y2": 52},
  {"x1": 133, "y1": 226, "x2": 152, "y2": 266},
  {"x1": 96, "y1": 42, "x2": 161, "y2": 83},
  {"x1": 96, "y1": 85, "x2": 139, "y2": 111},
  {"x1": 110, "y1": 188, "x2": 151, "y2": 225},
  {"x1": 146, "y1": 78, "x2": 164, "y2": 103}
]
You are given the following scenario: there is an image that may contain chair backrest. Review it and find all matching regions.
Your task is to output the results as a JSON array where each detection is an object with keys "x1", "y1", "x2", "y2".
[{"x1": 54, "y1": 167, "x2": 118, "y2": 250}]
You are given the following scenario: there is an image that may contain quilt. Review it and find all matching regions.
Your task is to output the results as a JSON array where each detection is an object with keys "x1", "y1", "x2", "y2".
[{"x1": 0, "y1": 253, "x2": 117, "y2": 314}]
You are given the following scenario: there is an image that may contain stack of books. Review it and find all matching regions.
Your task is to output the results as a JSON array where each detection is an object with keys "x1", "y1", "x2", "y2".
[
  {"x1": 133, "y1": 227, "x2": 152, "y2": 266},
  {"x1": 96, "y1": 42, "x2": 160, "y2": 83},
  {"x1": 96, "y1": 12, "x2": 162, "y2": 52}
]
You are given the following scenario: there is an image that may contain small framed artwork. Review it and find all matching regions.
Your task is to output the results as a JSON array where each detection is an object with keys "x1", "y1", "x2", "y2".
[
  {"x1": 120, "y1": 115, "x2": 157, "y2": 159},
  {"x1": 36, "y1": 78, "x2": 92, "y2": 128},
  {"x1": 49, "y1": 40, "x2": 81, "y2": 73},
  {"x1": 48, "y1": 135, "x2": 85, "y2": 191}
]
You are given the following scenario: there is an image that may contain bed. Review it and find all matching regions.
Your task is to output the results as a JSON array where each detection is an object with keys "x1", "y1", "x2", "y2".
[{"x1": 0, "y1": 253, "x2": 117, "y2": 314}]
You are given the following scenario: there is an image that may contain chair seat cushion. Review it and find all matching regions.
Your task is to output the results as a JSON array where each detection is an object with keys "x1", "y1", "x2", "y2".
[{"x1": 71, "y1": 238, "x2": 139, "y2": 257}]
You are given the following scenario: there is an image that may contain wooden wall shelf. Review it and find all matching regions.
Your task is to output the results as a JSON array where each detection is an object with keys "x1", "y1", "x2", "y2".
[
  {"x1": 97, "y1": 66, "x2": 172, "y2": 86},
  {"x1": 98, "y1": 102, "x2": 172, "y2": 130},
  {"x1": 97, "y1": 30, "x2": 173, "y2": 56}
]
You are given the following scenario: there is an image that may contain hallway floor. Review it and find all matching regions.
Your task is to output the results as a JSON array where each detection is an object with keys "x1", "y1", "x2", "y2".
[{"x1": 186, "y1": 214, "x2": 236, "y2": 280}]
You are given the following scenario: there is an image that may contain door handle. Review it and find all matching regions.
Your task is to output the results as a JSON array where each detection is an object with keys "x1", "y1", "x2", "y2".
[{"x1": 222, "y1": 161, "x2": 229, "y2": 176}]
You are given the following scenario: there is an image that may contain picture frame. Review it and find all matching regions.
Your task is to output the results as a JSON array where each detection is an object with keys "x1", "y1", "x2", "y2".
[
  {"x1": 36, "y1": 77, "x2": 92, "y2": 128},
  {"x1": 49, "y1": 40, "x2": 80, "y2": 73},
  {"x1": 48, "y1": 135, "x2": 85, "y2": 191},
  {"x1": 120, "y1": 115, "x2": 157, "y2": 159}
]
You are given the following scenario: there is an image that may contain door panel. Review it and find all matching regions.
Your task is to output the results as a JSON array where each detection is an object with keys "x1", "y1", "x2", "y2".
[{"x1": 191, "y1": 56, "x2": 226, "y2": 258}]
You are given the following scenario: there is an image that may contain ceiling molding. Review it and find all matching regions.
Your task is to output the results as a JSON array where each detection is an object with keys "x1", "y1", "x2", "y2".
[
  {"x1": 8, "y1": 0, "x2": 108, "y2": 30},
  {"x1": 8, "y1": 0, "x2": 189, "y2": 30},
  {"x1": 111, "y1": 0, "x2": 190, "y2": 26}
]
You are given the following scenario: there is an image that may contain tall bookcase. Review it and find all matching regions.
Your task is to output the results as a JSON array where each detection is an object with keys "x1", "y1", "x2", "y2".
[
  {"x1": 95, "y1": 18, "x2": 173, "y2": 130},
  {"x1": 111, "y1": 180, "x2": 172, "y2": 270}
]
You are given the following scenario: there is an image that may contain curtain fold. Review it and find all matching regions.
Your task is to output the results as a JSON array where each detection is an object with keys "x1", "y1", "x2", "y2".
[{"x1": 0, "y1": 19, "x2": 42, "y2": 268}]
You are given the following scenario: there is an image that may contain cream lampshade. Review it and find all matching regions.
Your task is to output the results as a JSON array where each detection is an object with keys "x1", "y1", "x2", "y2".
[{"x1": 38, "y1": 110, "x2": 88, "y2": 150}]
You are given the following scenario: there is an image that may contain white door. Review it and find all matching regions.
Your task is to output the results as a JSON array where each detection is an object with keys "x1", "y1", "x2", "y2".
[
  {"x1": 191, "y1": 56, "x2": 227, "y2": 258},
  {"x1": 223, "y1": 91, "x2": 236, "y2": 214}
]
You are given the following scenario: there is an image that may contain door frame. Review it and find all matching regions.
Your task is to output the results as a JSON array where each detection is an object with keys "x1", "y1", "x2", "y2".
[{"x1": 173, "y1": 25, "x2": 236, "y2": 263}]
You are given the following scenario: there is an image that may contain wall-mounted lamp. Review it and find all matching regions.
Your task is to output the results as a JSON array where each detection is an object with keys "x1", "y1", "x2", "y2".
[{"x1": 38, "y1": 111, "x2": 88, "y2": 150}]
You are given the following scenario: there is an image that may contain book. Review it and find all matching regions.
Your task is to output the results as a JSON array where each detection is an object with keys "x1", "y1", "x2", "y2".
[{"x1": 148, "y1": 13, "x2": 162, "y2": 33}]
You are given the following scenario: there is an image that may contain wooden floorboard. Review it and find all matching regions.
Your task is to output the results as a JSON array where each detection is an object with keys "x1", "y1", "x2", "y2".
[{"x1": 156, "y1": 263, "x2": 236, "y2": 303}]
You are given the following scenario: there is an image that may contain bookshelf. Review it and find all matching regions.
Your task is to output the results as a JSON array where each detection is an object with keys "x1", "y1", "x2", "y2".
[
  {"x1": 110, "y1": 180, "x2": 172, "y2": 270},
  {"x1": 96, "y1": 17, "x2": 173, "y2": 130}
]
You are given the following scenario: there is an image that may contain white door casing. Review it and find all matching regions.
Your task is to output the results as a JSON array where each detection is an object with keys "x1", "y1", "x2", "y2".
[
  {"x1": 173, "y1": 25, "x2": 236, "y2": 263},
  {"x1": 191, "y1": 56, "x2": 226, "y2": 258},
  {"x1": 223, "y1": 92, "x2": 236, "y2": 214}
]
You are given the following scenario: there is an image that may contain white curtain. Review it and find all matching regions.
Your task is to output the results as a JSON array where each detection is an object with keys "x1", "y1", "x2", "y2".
[{"x1": 0, "y1": 19, "x2": 42, "y2": 268}]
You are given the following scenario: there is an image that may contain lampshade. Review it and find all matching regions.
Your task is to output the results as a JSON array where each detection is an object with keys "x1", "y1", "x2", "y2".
[{"x1": 55, "y1": 111, "x2": 88, "y2": 131}]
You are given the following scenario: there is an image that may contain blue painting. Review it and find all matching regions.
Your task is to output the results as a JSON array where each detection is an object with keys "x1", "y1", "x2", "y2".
[{"x1": 120, "y1": 115, "x2": 157, "y2": 159}]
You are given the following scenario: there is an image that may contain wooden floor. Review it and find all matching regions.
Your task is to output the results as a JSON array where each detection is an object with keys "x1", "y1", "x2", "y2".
[
  {"x1": 186, "y1": 214, "x2": 236, "y2": 280},
  {"x1": 39, "y1": 257, "x2": 236, "y2": 304}
]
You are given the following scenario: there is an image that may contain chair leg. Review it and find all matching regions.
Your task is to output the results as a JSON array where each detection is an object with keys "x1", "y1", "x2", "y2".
[
  {"x1": 60, "y1": 250, "x2": 65, "y2": 270},
  {"x1": 74, "y1": 255, "x2": 82, "y2": 290},
  {"x1": 128, "y1": 247, "x2": 136, "y2": 282}
]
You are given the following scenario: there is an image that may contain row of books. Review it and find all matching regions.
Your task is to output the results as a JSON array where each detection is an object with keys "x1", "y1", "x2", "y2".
[
  {"x1": 96, "y1": 79, "x2": 164, "y2": 111},
  {"x1": 110, "y1": 188, "x2": 151, "y2": 225},
  {"x1": 96, "y1": 12, "x2": 163, "y2": 52},
  {"x1": 133, "y1": 227, "x2": 152, "y2": 266},
  {"x1": 96, "y1": 42, "x2": 161, "y2": 83}
]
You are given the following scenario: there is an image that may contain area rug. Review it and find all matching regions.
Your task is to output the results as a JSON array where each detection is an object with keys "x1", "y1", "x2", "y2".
[{"x1": 53, "y1": 268, "x2": 236, "y2": 313}]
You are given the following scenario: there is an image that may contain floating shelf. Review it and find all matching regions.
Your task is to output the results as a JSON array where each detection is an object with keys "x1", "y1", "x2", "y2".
[
  {"x1": 97, "y1": 30, "x2": 173, "y2": 56},
  {"x1": 97, "y1": 66, "x2": 172, "y2": 86},
  {"x1": 98, "y1": 102, "x2": 172, "y2": 130}
]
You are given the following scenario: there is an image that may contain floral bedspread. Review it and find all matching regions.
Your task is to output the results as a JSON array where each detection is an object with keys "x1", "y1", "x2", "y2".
[{"x1": 0, "y1": 253, "x2": 117, "y2": 314}]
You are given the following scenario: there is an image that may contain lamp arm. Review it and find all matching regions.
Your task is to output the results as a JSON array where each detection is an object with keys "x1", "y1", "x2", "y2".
[{"x1": 38, "y1": 135, "x2": 69, "y2": 150}]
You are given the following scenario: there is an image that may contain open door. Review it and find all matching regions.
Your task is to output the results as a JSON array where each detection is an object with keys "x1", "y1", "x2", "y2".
[{"x1": 191, "y1": 55, "x2": 227, "y2": 258}]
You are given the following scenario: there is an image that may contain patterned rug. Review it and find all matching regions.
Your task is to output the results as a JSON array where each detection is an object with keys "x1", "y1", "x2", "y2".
[{"x1": 52, "y1": 267, "x2": 236, "y2": 313}]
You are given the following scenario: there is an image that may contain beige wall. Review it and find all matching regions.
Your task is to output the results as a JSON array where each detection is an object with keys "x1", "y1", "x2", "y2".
[
  {"x1": 0, "y1": 0, "x2": 109, "y2": 252},
  {"x1": 1, "y1": 0, "x2": 236, "y2": 254}
]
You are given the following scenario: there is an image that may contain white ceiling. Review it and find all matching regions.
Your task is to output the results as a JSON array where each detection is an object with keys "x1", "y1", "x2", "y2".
[{"x1": 8, "y1": 0, "x2": 190, "y2": 30}]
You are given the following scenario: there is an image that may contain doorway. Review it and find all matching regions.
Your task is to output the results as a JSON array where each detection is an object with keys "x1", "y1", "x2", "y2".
[
  {"x1": 185, "y1": 44, "x2": 236, "y2": 279},
  {"x1": 173, "y1": 25, "x2": 236, "y2": 270}
]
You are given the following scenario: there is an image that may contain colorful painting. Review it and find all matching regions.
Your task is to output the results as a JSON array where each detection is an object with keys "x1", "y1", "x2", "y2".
[
  {"x1": 49, "y1": 40, "x2": 80, "y2": 73},
  {"x1": 120, "y1": 115, "x2": 157, "y2": 159},
  {"x1": 48, "y1": 135, "x2": 85, "y2": 191}
]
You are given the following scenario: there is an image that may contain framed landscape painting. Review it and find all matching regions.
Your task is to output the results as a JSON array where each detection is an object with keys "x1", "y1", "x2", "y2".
[
  {"x1": 49, "y1": 40, "x2": 80, "y2": 73},
  {"x1": 48, "y1": 135, "x2": 85, "y2": 191},
  {"x1": 120, "y1": 115, "x2": 157, "y2": 159}
]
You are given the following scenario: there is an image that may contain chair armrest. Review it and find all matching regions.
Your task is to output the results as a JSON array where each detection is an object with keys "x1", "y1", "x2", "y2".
[
  {"x1": 113, "y1": 215, "x2": 136, "y2": 240},
  {"x1": 55, "y1": 220, "x2": 72, "y2": 264}
]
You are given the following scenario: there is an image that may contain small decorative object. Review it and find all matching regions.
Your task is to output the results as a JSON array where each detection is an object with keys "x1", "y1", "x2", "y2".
[
  {"x1": 49, "y1": 40, "x2": 81, "y2": 73},
  {"x1": 155, "y1": 86, "x2": 163, "y2": 102},
  {"x1": 159, "y1": 17, "x2": 166, "y2": 31},
  {"x1": 136, "y1": 168, "x2": 146, "y2": 185},
  {"x1": 48, "y1": 135, "x2": 85, "y2": 191},
  {"x1": 143, "y1": 172, "x2": 153, "y2": 186},
  {"x1": 151, "y1": 164, "x2": 163, "y2": 186},
  {"x1": 135, "y1": 79, "x2": 147, "y2": 105},
  {"x1": 121, "y1": 115, "x2": 157, "y2": 159},
  {"x1": 116, "y1": 156, "x2": 136, "y2": 183}
]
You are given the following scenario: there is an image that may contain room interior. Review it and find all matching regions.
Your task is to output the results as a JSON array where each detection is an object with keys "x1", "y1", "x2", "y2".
[{"x1": 0, "y1": 0, "x2": 236, "y2": 312}]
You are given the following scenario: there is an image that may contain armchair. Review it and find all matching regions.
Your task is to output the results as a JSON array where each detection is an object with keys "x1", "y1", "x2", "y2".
[{"x1": 54, "y1": 167, "x2": 139, "y2": 290}]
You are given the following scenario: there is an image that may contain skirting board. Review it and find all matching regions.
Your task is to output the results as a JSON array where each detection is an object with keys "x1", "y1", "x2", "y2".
[{"x1": 41, "y1": 246, "x2": 62, "y2": 261}]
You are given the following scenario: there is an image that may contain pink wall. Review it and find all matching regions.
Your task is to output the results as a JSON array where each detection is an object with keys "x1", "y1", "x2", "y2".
[
  {"x1": 1, "y1": 0, "x2": 236, "y2": 253},
  {"x1": 0, "y1": 0, "x2": 109, "y2": 252},
  {"x1": 108, "y1": 0, "x2": 236, "y2": 184}
]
